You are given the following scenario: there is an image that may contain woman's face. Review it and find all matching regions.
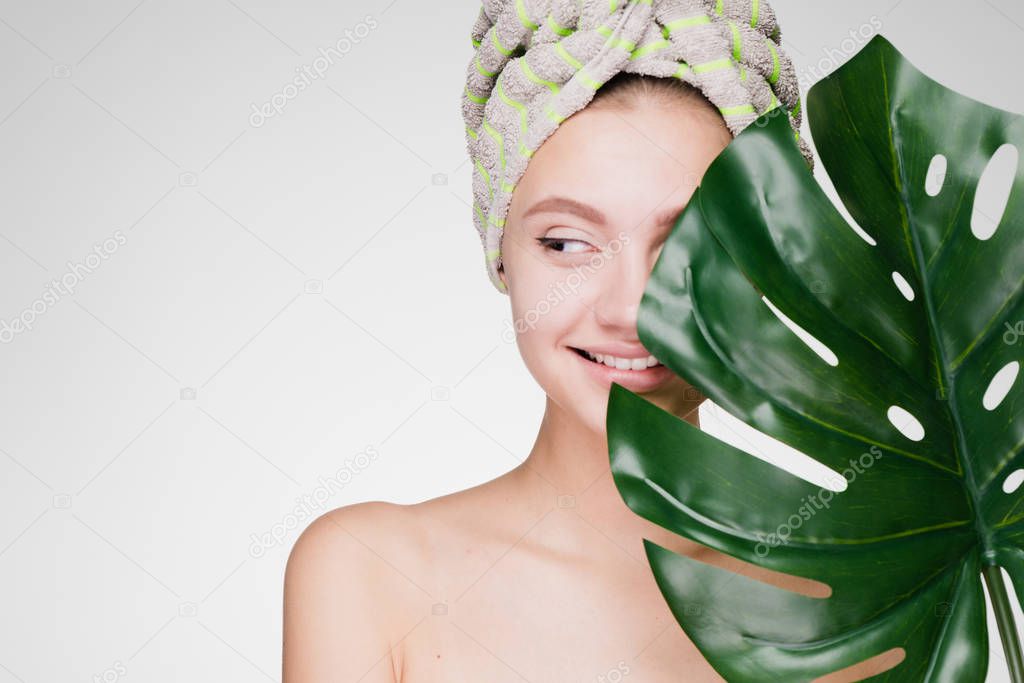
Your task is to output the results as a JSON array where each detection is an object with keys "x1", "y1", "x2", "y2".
[{"x1": 499, "y1": 96, "x2": 732, "y2": 436}]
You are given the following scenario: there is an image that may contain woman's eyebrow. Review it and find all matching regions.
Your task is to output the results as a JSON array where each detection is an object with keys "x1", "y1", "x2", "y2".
[
  {"x1": 653, "y1": 204, "x2": 688, "y2": 228},
  {"x1": 523, "y1": 195, "x2": 688, "y2": 230},
  {"x1": 522, "y1": 196, "x2": 606, "y2": 225}
]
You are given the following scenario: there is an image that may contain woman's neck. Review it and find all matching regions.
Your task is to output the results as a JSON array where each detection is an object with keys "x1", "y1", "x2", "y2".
[
  {"x1": 519, "y1": 394, "x2": 700, "y2": 491},
  {"x1": 508, "y1": 394, "x2": 702, "y2": 545}
]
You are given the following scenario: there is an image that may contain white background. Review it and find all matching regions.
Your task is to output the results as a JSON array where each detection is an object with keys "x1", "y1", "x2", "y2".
[{"x1": 0, "y1": 0, "x2": 1022, "y2": 681}]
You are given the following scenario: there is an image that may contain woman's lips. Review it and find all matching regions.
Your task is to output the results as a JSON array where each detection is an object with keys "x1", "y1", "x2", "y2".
[{"x1": 569, "y1": 346, "x2": 675, "y2": 393}]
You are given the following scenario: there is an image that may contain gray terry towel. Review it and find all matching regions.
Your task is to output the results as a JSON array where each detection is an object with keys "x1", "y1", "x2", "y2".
[{"x1": 462, "y1": 0, "x2": 814, "y2": 294}]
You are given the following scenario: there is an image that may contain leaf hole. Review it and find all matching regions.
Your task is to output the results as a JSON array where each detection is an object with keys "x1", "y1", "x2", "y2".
[
  {"x1": 971, "y1": 142, "x2": 1018, "y2": 240},
  {"x1": 700, "y1": 400, "x2": 849, "y2": 492},
  {"x1": 891, "y1": 271, "x2": 915, "y2": 301},
  {"x1": 1003, "y1": 469, "x2": 1024, "y2": 494},
  {"x1": 983, "y1": 360, "x2": 1019, "y2": 411},
  {"x1": 816, "y1": 166, "x2": 877, "y2": 245},
  {"x1": 761, "y1": 295, "x2": 839, "y2": 367},
  {"x1": 886, "y1": 405, "x2": 925, "y2": 441},
  {"x1": 924, "y1": 153, "x2": 947, "y2": 196},
  {"x1": 689, "y1": 546, "x2": 832, "y2": 598},
  {"x1": 811, "y1": 647, "x2": 906, "y2": 682}
]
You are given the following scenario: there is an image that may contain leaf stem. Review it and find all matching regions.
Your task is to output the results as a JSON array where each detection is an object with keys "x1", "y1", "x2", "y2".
[{"x1": 983, "y1": 563, "x2": 1024, "y2": 682}]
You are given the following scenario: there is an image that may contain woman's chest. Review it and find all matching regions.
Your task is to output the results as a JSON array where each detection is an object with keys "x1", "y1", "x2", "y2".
[{"x1": 395, "y1": 555, "x2": 726, "y2": 683}]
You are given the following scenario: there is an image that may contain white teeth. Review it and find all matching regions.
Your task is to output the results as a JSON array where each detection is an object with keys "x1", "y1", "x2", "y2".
[{"x1": 583, "y1": 350, "x2": 662, "y2": 370}]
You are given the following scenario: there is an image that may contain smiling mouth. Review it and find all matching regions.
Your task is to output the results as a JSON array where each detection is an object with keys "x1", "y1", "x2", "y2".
[{"x1": 569, "y1": 346, "x2": 664, "y2": 370}]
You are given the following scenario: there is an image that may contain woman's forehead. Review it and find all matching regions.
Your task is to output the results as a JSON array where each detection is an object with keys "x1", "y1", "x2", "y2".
[{"x1": 525, "y1": 106, "x2": 727, "y2": 181}]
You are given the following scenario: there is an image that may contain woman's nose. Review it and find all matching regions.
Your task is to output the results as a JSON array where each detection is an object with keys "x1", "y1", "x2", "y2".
[{"x1": 589, "y1": 241, "x2": 651, "y2": 332}]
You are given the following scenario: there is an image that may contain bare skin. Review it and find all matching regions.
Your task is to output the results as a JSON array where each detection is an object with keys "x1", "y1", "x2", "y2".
[{"x1": 283, "y1": 97, "x2": 898, "y2": 682}]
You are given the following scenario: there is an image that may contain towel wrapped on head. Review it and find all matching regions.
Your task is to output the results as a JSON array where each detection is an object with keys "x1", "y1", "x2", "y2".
[{"x1": 461, "y1": 0, "x2": 814, "y2": 294}]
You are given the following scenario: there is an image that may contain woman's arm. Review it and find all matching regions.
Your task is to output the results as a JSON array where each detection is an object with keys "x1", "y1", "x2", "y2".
[{"x1": 283, "y1": 504, "x2": 401, "y2": 682}]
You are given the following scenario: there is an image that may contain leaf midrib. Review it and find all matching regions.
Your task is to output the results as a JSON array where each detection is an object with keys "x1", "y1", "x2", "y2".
[{"x1": 876, "y1": 46, "x2": 991, "y2": 561}]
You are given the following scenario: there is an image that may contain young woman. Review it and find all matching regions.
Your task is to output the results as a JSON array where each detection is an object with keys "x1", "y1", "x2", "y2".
[{"x1": 283, "y1": 2, "x2": 882, "y2": 681}]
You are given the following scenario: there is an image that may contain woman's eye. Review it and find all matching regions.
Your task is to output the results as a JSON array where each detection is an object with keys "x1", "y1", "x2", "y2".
[{"x1": 537, "y1": 237, "x2": 592, "y2": 254}]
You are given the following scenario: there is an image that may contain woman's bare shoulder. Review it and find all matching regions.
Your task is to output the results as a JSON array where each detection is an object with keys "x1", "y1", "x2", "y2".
[
  {"x1": 283, "y1": 475, "x2": 556, "y2": 680},
  {"x1": 295, "y1": 500, "x2": 416, "y2": 545},
  {"x1": 286, "y1": 500, "x2": 430, "y2": 591},
  {"x1": 287, "y1": 478, "x2": 516, "y2": 588},
  {"x1": 283, "y1": 501, "x2": 431, "y2": 682}
]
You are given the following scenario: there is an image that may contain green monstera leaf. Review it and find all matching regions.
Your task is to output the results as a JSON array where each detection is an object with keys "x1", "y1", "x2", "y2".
[{"x1": 607, "y1": 33, "x2": 1023, "y2": 682}]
